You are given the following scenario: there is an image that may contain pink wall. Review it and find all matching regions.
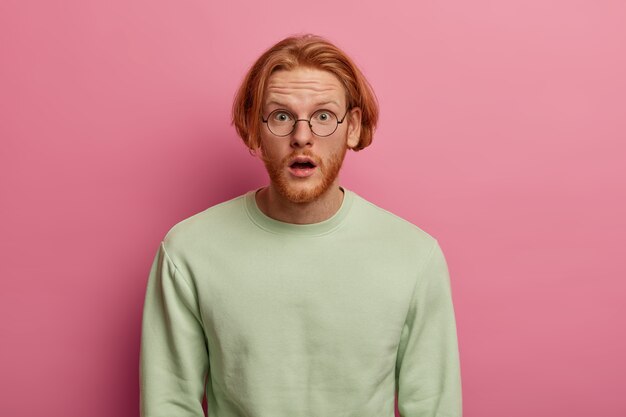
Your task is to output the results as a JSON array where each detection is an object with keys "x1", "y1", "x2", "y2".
[{"x1": 1, "y1": 1, "x2": 625, "y2": 416}]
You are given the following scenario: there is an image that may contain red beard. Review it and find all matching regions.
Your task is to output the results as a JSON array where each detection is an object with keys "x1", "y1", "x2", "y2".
[{"x1": 260, "y1": 146, "x2": 348, "y2": 204}]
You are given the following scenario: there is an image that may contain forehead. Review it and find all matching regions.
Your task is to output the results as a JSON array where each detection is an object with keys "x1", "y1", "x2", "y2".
[{"x1": 263, "y1": 67, "x2": 346, "y2": 108}]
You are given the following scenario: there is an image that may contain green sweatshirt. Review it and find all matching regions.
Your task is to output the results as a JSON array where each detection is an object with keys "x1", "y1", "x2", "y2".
[{"x1": 140, "y1": 187, "x2": 462, "y2": 417}]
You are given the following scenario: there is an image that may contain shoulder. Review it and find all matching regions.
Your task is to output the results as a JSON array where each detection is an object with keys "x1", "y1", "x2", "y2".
[
  {"x1": 161, "y1": 192, "x2": 249, "y2": 259},
  {"x1": 347, "y1": 189, "x2": 438, "y2": 249}
]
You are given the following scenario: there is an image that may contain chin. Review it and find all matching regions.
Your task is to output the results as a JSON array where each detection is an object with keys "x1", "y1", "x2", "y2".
[{"x1": 278, "y1": 180, "x2": 329, "y2": 204}]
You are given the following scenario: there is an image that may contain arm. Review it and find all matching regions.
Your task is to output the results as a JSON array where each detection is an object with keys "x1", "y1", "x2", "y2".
[
  {"x1": 140, "y1": 242, "x2": 209, "y2": 417},
  {"x1": 395, "y1": 241, "x2": 463, "y2": 417}
]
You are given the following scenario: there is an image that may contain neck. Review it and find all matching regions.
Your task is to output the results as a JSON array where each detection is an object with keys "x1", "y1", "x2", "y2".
[{"x1": 255, "y1": 182, "x2": 345, "y2": 224}]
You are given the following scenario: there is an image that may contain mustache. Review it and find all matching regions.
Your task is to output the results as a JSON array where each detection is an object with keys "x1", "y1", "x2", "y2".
[
  {"x1": 258, "y1": 149, "x2": 323, "y2": 168},
  {"x1": 281, "y1": 150, "x2": 322, "y2": 167}
]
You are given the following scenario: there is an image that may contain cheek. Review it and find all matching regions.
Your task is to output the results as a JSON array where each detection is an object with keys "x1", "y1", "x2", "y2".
[
  {"x1": 259, "y1": 140, "x2": 289, "y2": 165},
  {"x1": 326, "y1": 141, "x2": 348, "y2": 156},
  {"x1": 259, "y1": 137, "x2": 279, "y2": 155}
]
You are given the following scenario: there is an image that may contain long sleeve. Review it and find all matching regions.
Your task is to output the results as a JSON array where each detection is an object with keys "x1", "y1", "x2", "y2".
[
  {"x1": 140, "y1": 242, "x2": 209, "y2": 417},
  {"x1": 395, "y1": 241, "x2": 463, "y2": 417}
]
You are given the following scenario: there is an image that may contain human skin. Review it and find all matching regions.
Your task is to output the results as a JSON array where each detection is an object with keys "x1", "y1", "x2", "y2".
[{"x1": 254, "y1": 67, "x2": 362, "y2": 224}]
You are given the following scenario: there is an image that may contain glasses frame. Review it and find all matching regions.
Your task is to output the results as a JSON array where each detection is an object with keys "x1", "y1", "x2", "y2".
[{"x1": 261, "y1": 108, "x2": 351, "y2": 137}]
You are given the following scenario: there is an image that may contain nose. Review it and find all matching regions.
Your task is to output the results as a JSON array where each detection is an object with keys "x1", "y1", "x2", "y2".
[{"x1": 290, "y1": 119, "x2": 314, "y2": 148}]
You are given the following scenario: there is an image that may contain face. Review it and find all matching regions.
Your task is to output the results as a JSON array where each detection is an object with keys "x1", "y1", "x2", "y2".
[{"x1": 257, "y1": 67, "x2": 362, "y2": 204}]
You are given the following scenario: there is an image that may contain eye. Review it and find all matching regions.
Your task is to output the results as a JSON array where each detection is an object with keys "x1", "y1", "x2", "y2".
[
  {"x1": 313, "y1": 110, "x2": 335, "y2": 123},
  {"x1": 271, "y1": 111, "x2": 293, "y2": 123}
]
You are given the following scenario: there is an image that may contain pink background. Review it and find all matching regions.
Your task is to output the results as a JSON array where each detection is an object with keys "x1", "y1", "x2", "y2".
[{"x1": 1, "y1": 0, "x2": 625, "y2": 416}]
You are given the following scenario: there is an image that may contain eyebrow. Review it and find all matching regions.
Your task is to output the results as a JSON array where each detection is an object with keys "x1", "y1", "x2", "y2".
[
  {"x1": 264, "y1": 100, "x2": 342, "y2": 110},
  {"x1": 315, "y1": 100, "x2": 341, "y2": 108}
]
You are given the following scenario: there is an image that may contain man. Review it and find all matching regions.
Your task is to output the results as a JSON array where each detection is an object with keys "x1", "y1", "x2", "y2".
[{"x1": 140, "y1": 34, "x2": 462, "y2": 417}]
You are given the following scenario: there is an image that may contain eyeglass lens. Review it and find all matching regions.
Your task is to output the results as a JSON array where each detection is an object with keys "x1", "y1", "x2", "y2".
[{"x1": 266, "y1": 109, "x2": 339, "y2": 137}]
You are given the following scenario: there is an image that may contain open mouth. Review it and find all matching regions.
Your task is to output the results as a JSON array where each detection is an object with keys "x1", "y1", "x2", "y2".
[
  {"x1": 289, "y1": 156, "x2": 318, "y2": 169},
  {"x1": 289, "y1": 160, "x2": 317, "y2": 169},
  {"x1": 288, "y1": 157, "x2": 318, "y2": 177}
]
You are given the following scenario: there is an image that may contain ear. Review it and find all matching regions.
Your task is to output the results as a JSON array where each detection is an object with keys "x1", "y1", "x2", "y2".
[
  {"x1": 346, "y1": 107, "x2": 362, "y2": 149},
  {"x1": 247, "y1": 135, "x2": 264, "y2": 158}
]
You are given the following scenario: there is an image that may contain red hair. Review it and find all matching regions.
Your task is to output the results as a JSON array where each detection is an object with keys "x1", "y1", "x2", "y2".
[{"x1": 232, "y1": 34, "x2": 379, "y2": 152}]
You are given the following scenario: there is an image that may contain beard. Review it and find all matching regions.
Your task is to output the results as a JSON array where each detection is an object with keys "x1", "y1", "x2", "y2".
[{"x1": 260, "y1": 146, "x2": 348, "y2": 204}]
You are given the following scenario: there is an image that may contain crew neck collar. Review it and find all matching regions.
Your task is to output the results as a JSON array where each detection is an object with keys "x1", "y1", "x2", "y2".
[{"x1": 244, "y1": 186, "x2": 354, "y2": 237}]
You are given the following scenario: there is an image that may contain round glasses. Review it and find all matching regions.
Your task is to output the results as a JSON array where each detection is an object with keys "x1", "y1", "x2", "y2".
[{"x1": 261, "y1": 108, "x2": 349, "y2": 137}]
